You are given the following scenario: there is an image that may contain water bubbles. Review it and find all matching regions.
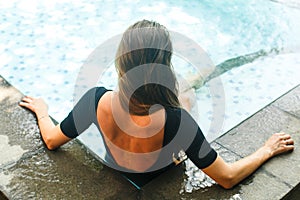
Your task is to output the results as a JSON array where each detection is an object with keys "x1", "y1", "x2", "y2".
[
  {"x1": 184, "y1": 181, "x2": 193, "y2": 193},
  {"x1": 230, "y1": 193, "x2": 243, "y2": 200},
  {"x1": 180, "y1": 158, "x2": 216, "y2": 194}
]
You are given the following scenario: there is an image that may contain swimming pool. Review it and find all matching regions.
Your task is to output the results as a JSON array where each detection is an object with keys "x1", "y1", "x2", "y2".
[{"x1": 1, "y1": 0, "x2": 300, "y2": 190}]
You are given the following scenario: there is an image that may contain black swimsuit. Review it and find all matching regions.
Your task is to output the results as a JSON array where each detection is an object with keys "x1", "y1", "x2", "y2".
[{"x1": 60, "y1": 87, "x2": 217, "y2": 188}]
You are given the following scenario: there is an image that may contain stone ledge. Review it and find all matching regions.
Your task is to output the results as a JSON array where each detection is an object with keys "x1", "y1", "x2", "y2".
[
  {"x1": 0, "y1": 75, "x2": 299, "y2": 199},
  {"x1": 272, "y1": 85, "x2": 300, "y2": 119},
  {"x1": 215, "y1": 85, "x2": 300, "y2": 200}
]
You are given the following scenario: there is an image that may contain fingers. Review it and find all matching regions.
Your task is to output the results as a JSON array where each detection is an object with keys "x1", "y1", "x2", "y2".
[
  {"x1": 19, "y1": 96, "x2": 36, "y2": 111},
  {"x1": 276, "y1": 132, "x2": 294, "y2": 146},
  {"x1": 284, "y1": 138, "x2": 294, "y2": 145},
  {"x1": 23, "y1": 96, "x2": 33, "y2": 99},
  {"x1": 280, "y1": 133, "x2": 291, "y2": 140},
  {"x1": 267, "y1": 132, "x2": 295, "y2": 156},
  {"x1": 19, "y1": 100, "x2": 33, "y2": 110},
  {"x1": 283, "y1": 139, "x2": 295, "y2": 152},
  {"x1": 284, "y1": 144, "x2": 295, "y2": 152},
  {"x1": 21, "y1": 96, "x2": 33, "y2": 103},
  {"x1": 280, "y1": 134, "x2": 294, "y2": 152},
  {"x1": 274, "y1": 132, "x2": 292, "y2": 142},
  {"x1": 276, "y1": 133, "x2": 294, "y2": 146}
]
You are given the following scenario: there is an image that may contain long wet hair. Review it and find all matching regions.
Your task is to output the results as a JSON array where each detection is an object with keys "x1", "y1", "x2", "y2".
[{"x1": 115, "y1": 20, "x2": 180, "y2": 115}]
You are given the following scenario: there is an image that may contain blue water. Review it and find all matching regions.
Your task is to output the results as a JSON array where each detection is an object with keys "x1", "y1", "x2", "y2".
[{"x1": 1, "y1": 0, "x2": 300, "y2": 165}]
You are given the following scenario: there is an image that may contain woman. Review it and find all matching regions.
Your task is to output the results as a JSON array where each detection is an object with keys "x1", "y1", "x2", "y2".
[{"x1": 19, "y1": 20, "x2": 294, "y2": 189}]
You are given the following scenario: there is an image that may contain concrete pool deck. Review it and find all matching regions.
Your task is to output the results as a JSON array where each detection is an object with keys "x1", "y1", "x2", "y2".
[{"x1": 0, "y1": 74, "x2": 299, "y2": 199}]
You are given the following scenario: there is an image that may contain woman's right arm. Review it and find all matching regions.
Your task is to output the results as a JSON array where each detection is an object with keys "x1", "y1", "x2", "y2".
[
  {"x1": 19, "y1": 87, "x2": 107, "y2": 150},
  {"x1": 202, "y1": 132, "x2": 294, "y2": 189},
  {"x1": 19, "y1": 96, "x2": 71, "y2": 150}
]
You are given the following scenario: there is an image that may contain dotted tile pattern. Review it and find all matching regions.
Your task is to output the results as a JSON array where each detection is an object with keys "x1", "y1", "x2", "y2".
[
  {"x1": 197, "y1": 53, "x2": 300, "y2": 142},
  {"x1": 1, "y1": 0, "x2": 300, "y2": 163}
]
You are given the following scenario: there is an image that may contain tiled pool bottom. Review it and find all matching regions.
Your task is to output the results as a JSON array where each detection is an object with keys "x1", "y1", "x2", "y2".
[{"x1": 197, "y1": 52, "x2": 300, "y2": 142}]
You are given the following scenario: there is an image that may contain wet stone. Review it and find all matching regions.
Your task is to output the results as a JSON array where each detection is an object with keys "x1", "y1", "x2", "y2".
[
  {"x1": 1, "y1": 141, "x2": 139, "y2": 200},
  {"x1": 0, "y1": 135, "x2": 25, "y2": 168},
  {"x1": 0, "y1": 77, "x2": 43, "y2": 153},
  {"x1": 141, "y1": 142, "x2": 243, "y2": 200}
]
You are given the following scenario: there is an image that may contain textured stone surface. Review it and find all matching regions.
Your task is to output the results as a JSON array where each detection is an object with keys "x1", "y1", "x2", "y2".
[
  {"x1": 216, "y1": 105, "x2": 297, "y2": 158},
  {"x1": 273, "y1": 85, "x2": 300, "y2": 118},
  {"x1": 1, "y1": 143, "x2": 139, "y2": 200},
  {"x1": 0, "y1": 135, "x2": 25, "y2": 167},
  {"x1": 0, "y1": 77, "x2": 43, "y2": 153},
  {"x1": 238, "y1": 171, "x2": 291, "y2": 200},
  {"x1": 260, "y1": 113, "x2": 300, "y2": 188},
  {"x1": 216, "y1": 100, "x2": 300, "y2": 198}
]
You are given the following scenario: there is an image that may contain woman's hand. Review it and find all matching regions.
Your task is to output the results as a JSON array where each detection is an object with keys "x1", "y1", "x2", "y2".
[
  {"x1": 19, "y1": 96, "x2": 71, "y2": 150},
  {"x1": 203, "y1": 132, "x2": 295, "y2": 189},
  {"x1": 263, "y1": 132, "x2": 294, "y2": 158},
  {"x1": 19, "y1": 96, "x2": 49, "y2": 118}
]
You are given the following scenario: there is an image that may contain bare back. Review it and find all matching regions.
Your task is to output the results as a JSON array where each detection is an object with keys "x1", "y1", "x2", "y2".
[{"x1": 96, "y1": 91, "x2": 166, "y2": 172}]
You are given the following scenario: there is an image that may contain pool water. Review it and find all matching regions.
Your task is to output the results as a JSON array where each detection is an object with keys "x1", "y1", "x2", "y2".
[{"x1": 1, "y1": 0, "x2": 300, "y2": 191}]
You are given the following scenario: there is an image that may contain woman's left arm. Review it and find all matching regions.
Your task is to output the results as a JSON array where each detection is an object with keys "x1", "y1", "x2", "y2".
[
  {"x1": 19, "y1": 96, "x2": 71, "y2": 150},
  {"x1": 202, "y1": 132, "x2": 294, "y2": 189}
]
